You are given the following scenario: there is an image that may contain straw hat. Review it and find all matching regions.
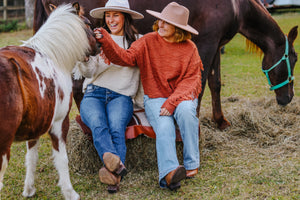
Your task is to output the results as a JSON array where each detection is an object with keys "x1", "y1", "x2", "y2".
[
  {"x1": 90, "y1": 0, "x2": 144, "y2": 19},
  {"x1": 146, "y1": 2, "x2": 198, "y2": 35}
]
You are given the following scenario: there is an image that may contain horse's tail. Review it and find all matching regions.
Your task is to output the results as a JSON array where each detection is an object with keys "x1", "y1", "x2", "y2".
[
  {"x1": 245, "y1": 39, "x2": 263, "y2": 57},
  {"x1": 9, "y1": 58, "x2": 28, "y2": 108},
  {"x1": 33, "y1": 0, "x2": 48, "y2": 33}
]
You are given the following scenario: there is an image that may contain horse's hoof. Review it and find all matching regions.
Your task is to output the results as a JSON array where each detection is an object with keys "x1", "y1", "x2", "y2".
[
  {"x1": 22, "y1": 186, "x2": 36, "y2": 197},
  {"x1": 63, "y1": 190, "x2": 80, "y2": 200},
  {"x1": 72, "y1": 192, "x2": 80, "y2": 200},
  {"x1": 218, "y1": 119, "x2": 231, "y2": 130}
]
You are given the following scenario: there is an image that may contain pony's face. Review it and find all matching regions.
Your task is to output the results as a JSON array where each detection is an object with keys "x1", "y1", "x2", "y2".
[
  {"x1": 46, "y1": 2, "x2": 98, "y2": 57},
  {"x1": 72, "y1": 2, "x2": 98, "y2": 57},
  {"x1": 82, "y1": 16, "x2": 98, "y2": 57},
  {"x1": 262, "y1": 26, "x2": 298, "y2": 106},
  {"x1": 275, "y1": 45, "x2": 297, "y2": 106}
]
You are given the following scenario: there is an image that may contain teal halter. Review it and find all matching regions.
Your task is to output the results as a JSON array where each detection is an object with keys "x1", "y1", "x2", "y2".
[{"x1": 262, "y1": 36, "x2": 294, "y2": 91}]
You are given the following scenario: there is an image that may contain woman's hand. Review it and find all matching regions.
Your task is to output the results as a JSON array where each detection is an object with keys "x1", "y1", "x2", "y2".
[
  {"x1": 94, "y1": 28, "x2": 103, "y2": 41},
  {"x1": 93, "y1": 28, "x2": 110, "y2": 65},
  {"x1": 160, "y1": 107, "x2": 171, "y2": 116}
]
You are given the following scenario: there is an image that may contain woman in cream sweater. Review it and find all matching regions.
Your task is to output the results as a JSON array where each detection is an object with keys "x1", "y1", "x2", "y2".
[{"x1": 76, "y1": 0, "x2": 143, "y2": 193}]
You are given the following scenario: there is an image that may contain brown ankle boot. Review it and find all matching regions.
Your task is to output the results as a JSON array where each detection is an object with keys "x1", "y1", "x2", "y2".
[
  {"x1": 103, "y1": 152, "x2": 121, "y2": 172},
  {"x1": 186, "y1": 168, "x2": 198, "y2": 179},
  {"x1": 98, "y1": 167, "x2": 121, "y2": 185},
  {"x1": 165, "y1": 165, "x2": 186, "y2": 190},
  {"x1": 115, "y1": 161, "x2": 128, "y2": 177}
]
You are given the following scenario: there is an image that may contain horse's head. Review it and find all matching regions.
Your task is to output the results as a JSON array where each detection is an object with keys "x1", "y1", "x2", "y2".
[
  {"x1": 72, "y1": 2, "x2": 98, "y2": 57},
  {"x1": 46, "y1": 2, "x2": 98, "y2": 57},
  {"x1": 25, "y1": 3, "x2": 99, "y2": 73},
  {"x1": 262, "y1": 26, "x2": 298, "y2": 106}
]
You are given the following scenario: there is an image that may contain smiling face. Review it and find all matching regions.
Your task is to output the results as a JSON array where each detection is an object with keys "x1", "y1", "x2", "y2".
[
  {"x1": 104, "y1": 11, "x2": 125, "y2": 36},
  {"x1": 157, "y1": 20, "x2": 176, "y2": 43}
]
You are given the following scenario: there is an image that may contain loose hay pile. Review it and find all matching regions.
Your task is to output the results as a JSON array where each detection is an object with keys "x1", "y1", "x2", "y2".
[
  {"x1": 201, "y1": 96, "x2": 300, "y2": 152},
  {"x1": 67, "y1": 96, "x2": 299, "y2": 174}
]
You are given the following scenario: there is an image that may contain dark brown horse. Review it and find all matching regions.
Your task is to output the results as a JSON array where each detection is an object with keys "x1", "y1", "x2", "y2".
[
  {"x1": 34, "y1": 0, "x2": 298, "y2": 130},
  {"x1": 0, "y1": 3, "x2": 97, "y2": 199}
]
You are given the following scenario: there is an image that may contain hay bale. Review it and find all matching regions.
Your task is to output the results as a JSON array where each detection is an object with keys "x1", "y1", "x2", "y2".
[
  {"x1": 67, "y1": 96, "x2": 299, "y2": 174},
  {"x1": 67, "y1": 121, "x2": 205, "y2": 174},
  {"x1": 66, "y1": 122, "x2": 101, "y2": 174}
]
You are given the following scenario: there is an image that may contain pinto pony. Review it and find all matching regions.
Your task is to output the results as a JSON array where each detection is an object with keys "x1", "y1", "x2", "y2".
[
  {"x1": 34, "y1": 0, "x2": 298, "y2": 131},
  {"x1": 0, "y1": 3, "x2": 97, "y2": 199}
]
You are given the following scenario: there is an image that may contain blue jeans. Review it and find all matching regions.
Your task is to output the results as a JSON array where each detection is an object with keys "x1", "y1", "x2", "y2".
[
  {"x1": 80, "y1": 85, "x2": 133, "y2": 164},
  {"x1": 144, "y1": 95, "x2": 200, "y2": 188}
]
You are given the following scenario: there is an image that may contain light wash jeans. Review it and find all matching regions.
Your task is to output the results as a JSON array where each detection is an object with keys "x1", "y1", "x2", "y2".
[
  {"x1": 144, "y1": 95, "x2": 200, "y2": 188},
  {"x1": 80, "y1": 84, "x2": 133, "y2": 164}
]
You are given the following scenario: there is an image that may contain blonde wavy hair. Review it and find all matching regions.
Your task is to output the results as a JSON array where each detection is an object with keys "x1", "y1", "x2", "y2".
[{"x1": 152, "y1": 20, "x2": 192, "y2": 43}]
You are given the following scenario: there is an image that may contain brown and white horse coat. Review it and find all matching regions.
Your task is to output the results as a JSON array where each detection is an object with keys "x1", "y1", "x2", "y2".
[{"x1": 0, "y1": 4, "x2": 96, "y2": 199}]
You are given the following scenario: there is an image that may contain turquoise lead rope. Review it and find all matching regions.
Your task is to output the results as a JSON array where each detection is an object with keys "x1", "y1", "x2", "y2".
[{"x1": 262, "y1": 36, "x2": 294, "y2": 91}]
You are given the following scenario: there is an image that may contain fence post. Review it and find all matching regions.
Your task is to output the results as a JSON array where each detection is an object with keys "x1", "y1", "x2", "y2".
[
  {"x1": 25, "y1": 0, "x2": 34, "y2": 28},
  {"x1": 3, "y1": 0, "x2": 7, "y2": 20}
]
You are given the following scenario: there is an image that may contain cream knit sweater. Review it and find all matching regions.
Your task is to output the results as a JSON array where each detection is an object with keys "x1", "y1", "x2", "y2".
[{"x1": 75, "y1": 34, "x2": 144, "y2": 109}]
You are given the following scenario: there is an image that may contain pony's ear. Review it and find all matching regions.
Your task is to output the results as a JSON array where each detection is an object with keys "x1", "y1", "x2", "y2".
[
  {"x1": 288, "y1": 26, "x2": 298, "y2": 44},
  {"x1": 49, "y1": 4, "x2": 57, "y2": 12},
  {"x1": 72, "y1": 2, "x2": 80, "y2": 15}
]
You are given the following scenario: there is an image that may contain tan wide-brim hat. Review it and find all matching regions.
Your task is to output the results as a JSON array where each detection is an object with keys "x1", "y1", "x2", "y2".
[
  {"x1": 146, "y1": 2, "x2": 198, "y2": 35},
  {"x1": 90, "y1": 0, "x2": 144, "y2": 19}
]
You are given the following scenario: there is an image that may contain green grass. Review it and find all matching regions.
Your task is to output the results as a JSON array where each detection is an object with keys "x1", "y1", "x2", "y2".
[{"x1": 0, "y1": 12, "x2": 299, "y2": 200}]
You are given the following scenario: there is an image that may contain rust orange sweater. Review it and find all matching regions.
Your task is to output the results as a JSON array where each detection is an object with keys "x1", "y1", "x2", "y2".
[{"x1": 98, "y1": 29, "x2": 203, "y2": 114}]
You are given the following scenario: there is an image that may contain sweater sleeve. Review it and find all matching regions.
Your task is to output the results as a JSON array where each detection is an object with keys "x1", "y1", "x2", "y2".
[
  {"x1": 161, "y1": 51, "x2": 203, "y2": 114},
  {"x1": 75, "y1": 55, "x2": 109, "y2": 78},
  {"x1": 97, "y1": 28, "x2": 139, "y2": 67}
]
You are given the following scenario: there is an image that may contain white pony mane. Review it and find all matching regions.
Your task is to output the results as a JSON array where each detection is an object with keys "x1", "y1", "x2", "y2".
[{"x1": 22, "y1": 4, "x2": 90, "y2": 72}]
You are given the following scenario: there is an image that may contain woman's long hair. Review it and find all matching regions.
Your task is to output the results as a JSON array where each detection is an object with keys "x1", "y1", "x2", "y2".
[{"x1": 102, "y1": 12, "x2": 139, "y2": 48}]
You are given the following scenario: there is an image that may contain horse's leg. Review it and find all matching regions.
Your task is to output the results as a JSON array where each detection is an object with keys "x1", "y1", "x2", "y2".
[
  {"x1": 72, "y1": 78, "x2": 84, "y2": 111},
  {"x1": 22, "y1": 140, "x2": 39, "y2": 197},
  {"x1": 0, "y1": 132, "x2": 15, "y2": 193},
  {"x1": 0, "y1": 150, "x2": 9, "y2": 192},
  {"x1": 49, "y1": 117, "x2": 80, "y2": 200},
  {"x1": 208, "y1": 50, "x2": 231, "y2": 130}
]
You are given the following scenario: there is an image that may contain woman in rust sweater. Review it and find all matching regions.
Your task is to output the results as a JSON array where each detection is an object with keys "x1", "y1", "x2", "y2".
[{"x1": 95, "y1": 2, "x2": 203, "y2": 190}]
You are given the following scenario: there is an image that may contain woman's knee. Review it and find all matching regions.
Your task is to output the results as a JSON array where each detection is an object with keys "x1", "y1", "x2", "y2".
[
  {"x1": 175, "y1": 101, "x2": 197, "y2": 118},
  {"x1": 154, "y1": 121, "x2": 176, "y2": 139}
]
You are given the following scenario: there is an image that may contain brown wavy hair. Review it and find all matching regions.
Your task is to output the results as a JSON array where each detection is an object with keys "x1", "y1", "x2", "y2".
[{"x1": 152, "y1": 20, "x2": 191, "y2": 43}]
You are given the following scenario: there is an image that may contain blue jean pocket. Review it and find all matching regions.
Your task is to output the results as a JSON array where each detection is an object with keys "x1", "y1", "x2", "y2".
[{"x1": 85, "y1": 84, "x2": 95, "y2": 94}]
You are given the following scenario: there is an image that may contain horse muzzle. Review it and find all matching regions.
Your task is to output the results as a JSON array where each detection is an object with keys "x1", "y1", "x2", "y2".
[{"x1": 276, "y1": 93, "x2": 294, "y2": 106}]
